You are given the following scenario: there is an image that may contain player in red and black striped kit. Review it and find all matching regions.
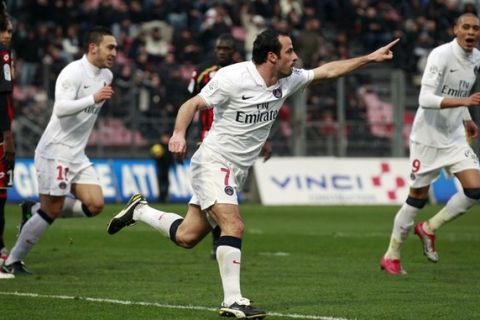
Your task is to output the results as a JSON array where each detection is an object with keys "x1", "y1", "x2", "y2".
[
  {"x1": 0, "y1": 3, "x2": 15, "y2": 277},
  {"x1": 188, "y1": 33, "x2": 237, "y2": 141}
]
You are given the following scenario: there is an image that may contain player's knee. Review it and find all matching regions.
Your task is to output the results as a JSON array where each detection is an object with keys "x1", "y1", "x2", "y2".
[
  {"x1": 406, "y1": 196, "x2": 428, "y2": 209},
  {"x1": 175, "y1": 234, "x2": 202, "y2": 249},
  {"x1": 223, "y1": 219, "x2": 244, "y2": 237},
  {"x1": 463, "y1": 188, "x2": 480, "y2": 200},
  {"x1": 174, "y1": 229, "x2": 202, "y2": 249},
  {"x1": 231, "y1": 224, "x2": 244, "y2": 237},
  {"x1": 169, "y1": 218, "x2": 197, "y2": 248},
  {"x1": 83, "y1": 201, "x2": 104, "y2": 217}
]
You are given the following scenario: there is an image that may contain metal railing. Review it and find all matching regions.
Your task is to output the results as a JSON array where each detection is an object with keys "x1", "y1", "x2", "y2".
[{"x1": 14, "y1": 63, "x2": 454, "y2": 159}]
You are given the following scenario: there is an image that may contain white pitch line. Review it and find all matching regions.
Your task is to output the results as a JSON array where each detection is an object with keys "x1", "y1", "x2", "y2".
[{"x1": 0, "y1": 291, "x2": 353, "y2": 320}]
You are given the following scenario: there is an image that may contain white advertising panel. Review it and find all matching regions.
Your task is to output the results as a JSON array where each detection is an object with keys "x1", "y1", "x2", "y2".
[{"x1": 254, "y1": 157, "x2": 411, "y2": 205}]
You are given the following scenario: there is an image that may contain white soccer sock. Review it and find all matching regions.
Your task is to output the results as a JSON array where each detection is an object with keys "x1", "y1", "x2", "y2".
[
  {"x1": 6, "y1": 213, "x2": 50, "y2": 264},
  {"x1": 133, "y1": 204, "x2": 183, "y2": 237},
  {"x1": 425, "y1": 192, "x2": 477, "y2": 233},
  {"x1": 384, "y1": 203, "x2": 421, "y2": 259},
  {"x1": 217, "y1": 245, "x2": 242, "y2": 306},
  {"x1": 60, "y1": 197, "x2": 87, "y2": 218}
]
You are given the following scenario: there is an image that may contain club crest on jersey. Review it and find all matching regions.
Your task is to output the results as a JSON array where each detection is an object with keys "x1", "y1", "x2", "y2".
[
  {"x1": 3, "y1": 53, "x2": 9, "y2": 62},
  {"x1": 208, "y1": 79, "x2": 219, "y2": 92},
  {"x1": 428, "y1": 65, "x2": 440, "y2": 76},
  {"x1": 62, "y1": 79, "x2": 73, "y2": 90},
  {"x1": 273, "y1": 88, "x2": 282, "y2": 98},
  {"x1": 224, "y1": 186, "x2": 234, "y2": 196},
  {"x1": 465, "y1": 149, "x2": 479, "y2": 163}
]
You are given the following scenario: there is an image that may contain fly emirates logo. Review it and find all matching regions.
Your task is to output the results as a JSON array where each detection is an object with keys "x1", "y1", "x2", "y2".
[
  {"x1": 83, "y1": 105, "x2": 101, "y2": 114},
  {"x1": 235, "y1": 102, "x2": 278, "y2": 124},
  {"x1": 441, "y1": 80, "x2": 471, "y2": 97}
]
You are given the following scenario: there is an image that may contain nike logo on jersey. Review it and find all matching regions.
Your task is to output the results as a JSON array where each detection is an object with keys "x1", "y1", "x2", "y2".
[
  {"x1": 242, "y1": 95, "x2": 253, "y2": 100},
  {"x1": 83, "y1": 85, "x2": 90, "y2": 89},
  {"x1": 233, "y1": 260, "x2": 241, "y2": 264},
  {"x1": 449, "y1": 69, "x2": 458, "y2": 73}
]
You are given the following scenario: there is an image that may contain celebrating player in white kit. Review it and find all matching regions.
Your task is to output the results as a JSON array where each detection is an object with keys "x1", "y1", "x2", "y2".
[
  {"x1": 1, "y1": 26, "x2": 117, "y2": 275},
  {"x1": 381, "y1": 13, "x2": 480, "y2": 275},
  {"x1": 108, "y1": 29, "x2": 397, "y2": 318}
]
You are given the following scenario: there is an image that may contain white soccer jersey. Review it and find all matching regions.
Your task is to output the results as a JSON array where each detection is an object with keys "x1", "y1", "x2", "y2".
[
  {"x1": 410, "y1": 39, "x2": 480, "y2": 147},
  {"x1": 35, "y1": 55, "x2": 113, "y2": 162},
  {"x1": 199, "y1": 61, "x2": 313, "y2": 168}
]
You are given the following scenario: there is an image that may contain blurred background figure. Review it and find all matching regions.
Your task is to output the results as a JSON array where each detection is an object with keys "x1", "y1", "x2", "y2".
[
  {"x1": 188, "y1": 33, "x2": 237, "y2": 142},
  {"x1": 0, "y1": 2, "x2": 15, "y2": 279},
  {"x1": 150, "y1": 132, "x2": 173, "y2": 203}
]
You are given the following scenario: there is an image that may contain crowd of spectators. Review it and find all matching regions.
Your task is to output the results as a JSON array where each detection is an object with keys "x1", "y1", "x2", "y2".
[{"x1": 8, "y1": 0, "x2": 479, "y2": 154}]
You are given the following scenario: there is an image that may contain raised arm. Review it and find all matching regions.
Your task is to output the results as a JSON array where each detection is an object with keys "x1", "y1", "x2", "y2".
[
  {"x1": 312, "y1": 39, "x2": 399, "y2": 83},
  {"x1": 169, "y1": 95, "x2": 209, "y2": 161}
]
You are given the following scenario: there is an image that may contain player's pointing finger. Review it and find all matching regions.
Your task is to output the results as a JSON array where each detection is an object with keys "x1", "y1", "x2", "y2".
[{"x1": 384, "y1": 38, "x2": 400, "y2": 49}]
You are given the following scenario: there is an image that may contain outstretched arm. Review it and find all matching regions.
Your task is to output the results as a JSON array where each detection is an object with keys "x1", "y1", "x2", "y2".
[
  {"x1": 169, "y1": 95, "x2": 209, "y2": 161},
  {"x1": 311, "y1": 39, "x2": 399, "y2": 83}
]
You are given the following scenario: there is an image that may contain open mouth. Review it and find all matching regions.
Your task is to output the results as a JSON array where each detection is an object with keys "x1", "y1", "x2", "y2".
[{"x1": 465, "y1": 38, "x2": 475, "y2": 44}]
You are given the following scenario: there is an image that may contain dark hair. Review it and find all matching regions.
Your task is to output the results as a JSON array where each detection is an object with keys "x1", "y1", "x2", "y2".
[
  {"x1": 216, "y1": 33, "x2": 235, "y2": 49},
  {"x1": 456, "y1": 12, "x2": 479, "y2": 25},
  {"x1": 83, "y1": 25, "x2": 113, "y2": 52},
  {"x1": 252, "y1": 29, "x2": 289, "y2": 65},
  {"x1": 0, "y1": 1, "x2": 11, "y2": 32}
]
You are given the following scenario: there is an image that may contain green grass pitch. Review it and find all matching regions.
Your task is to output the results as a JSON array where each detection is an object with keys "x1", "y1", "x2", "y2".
[{"x1": 1, "y1": 203, "x2": 479, "y2": 319}]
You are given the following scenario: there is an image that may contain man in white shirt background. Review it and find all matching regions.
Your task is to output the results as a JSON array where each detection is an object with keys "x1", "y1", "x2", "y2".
[
  {"x1": 381, "y1": 13, "x2": 480, "y2": 275},
  {"x1": 107, "y1": 29, "x2": 398, "y2": 319},
  {"x1": 2, "y1": 26, "x2": 117, "y2": 275}
]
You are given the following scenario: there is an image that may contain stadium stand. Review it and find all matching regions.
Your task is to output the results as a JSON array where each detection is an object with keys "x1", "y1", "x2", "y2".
[{"x1": 7, "y1": 0, "x2": 480, "y2": 158}]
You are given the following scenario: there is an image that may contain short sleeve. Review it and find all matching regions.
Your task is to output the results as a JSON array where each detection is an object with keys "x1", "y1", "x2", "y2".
[
  {"x1": 198, "y1": 72, "x2": 232, "y2": 109},
  {"x1": 283, "y1": 68, "x2": 314, "y2": 96}
]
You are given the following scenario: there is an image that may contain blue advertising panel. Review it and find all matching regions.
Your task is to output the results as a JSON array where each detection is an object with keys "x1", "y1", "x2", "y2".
[
  {"x1": 7, "y1": 158, "x2": 193, "y2": 203},
  {"x1": 8, "y1": 158, "x2": 459, "y2": 205}
]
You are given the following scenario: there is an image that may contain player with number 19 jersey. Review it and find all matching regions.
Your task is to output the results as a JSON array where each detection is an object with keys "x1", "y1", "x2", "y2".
[
  {"x1": 199, "y1": 61, "x2": 313, "y2": 169},
  {"x1": 35, "y1": 55, "x2": 113, "y2": 163},
  {"x1": 409, "y1": 38, "x2": 480, "y2": 185}
]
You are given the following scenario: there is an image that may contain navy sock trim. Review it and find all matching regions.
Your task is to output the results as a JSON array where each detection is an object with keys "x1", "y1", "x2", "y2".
[
  {"x1": 463, "y1": 188, "x2": 480, "y2": 200},
  {"x1": 211, "y1": 226, "x2": 221, "y2": 250},
  {"x1": 406, "y1": 196, "x2": 427, "y2": 209},
  {"x1": 169, "y1": 218, "x2": 183, "y2": 243},
  {"x1": 81, "y1": 203, "x2": 94, "y2": 217},
  {"x1": 215, "y1": 236, "x2": 242, "y2": 250},
  {"x1": 212, "y1": 226, "x2": 221, "y2": 240},
  {"x1": 37, "y1": 209, "x2": 54, "y2": 225}
]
